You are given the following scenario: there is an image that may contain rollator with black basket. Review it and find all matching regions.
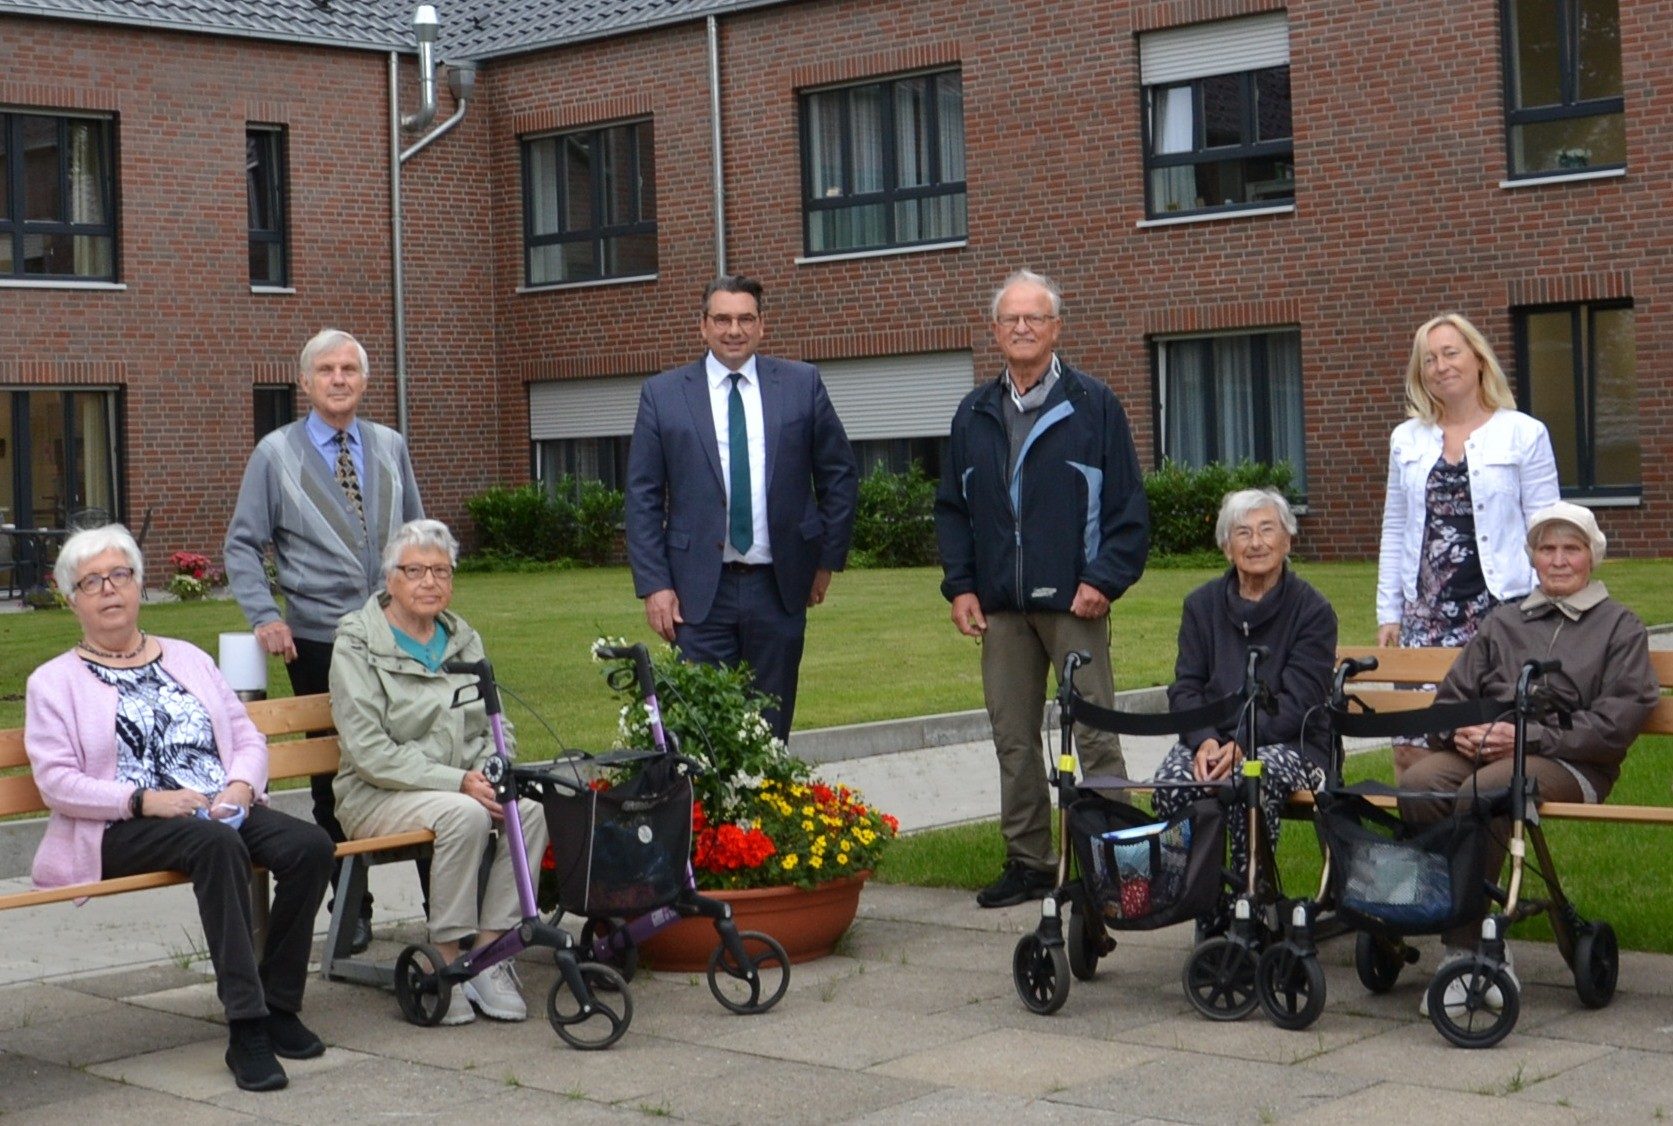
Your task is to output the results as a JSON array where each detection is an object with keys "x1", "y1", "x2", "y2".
[
  {"x1": 1012, "y1": 646, "x2": 1287, "y2": 1020},
  {"x1": 1259, "y1": 655, "x2": 1620, "y2": 1047},
  {"x1": 515, "y1": 642, "x2": 791, "y2": 1017},
  {"x1": 390, "y1": 658, "x2": 636, "y2": 1050}
]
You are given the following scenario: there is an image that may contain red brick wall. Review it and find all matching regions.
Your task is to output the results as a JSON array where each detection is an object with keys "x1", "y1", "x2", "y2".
[{"x1": 3, "y1": 0, "x2": 1668, "y2": 573}]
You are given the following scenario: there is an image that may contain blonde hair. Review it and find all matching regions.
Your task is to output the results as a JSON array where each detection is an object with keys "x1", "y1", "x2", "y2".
[{"x1": 1403, "y1": 313, "x2": 1517, "y2": 424}]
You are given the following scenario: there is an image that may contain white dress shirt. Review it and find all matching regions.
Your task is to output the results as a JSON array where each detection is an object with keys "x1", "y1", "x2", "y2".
[{"x1": 705, "y1": 352, "x2": 771, "y2": 564}]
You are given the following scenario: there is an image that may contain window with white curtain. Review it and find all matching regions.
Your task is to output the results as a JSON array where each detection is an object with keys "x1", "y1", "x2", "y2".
[
  {"x1": 521, "y1": 119, "x2": 656, "y2": 286},
  {"x1": 0, "y1": 111, "x2": 116, "y2": 280},
  {"x1": 800, "y1": 69, "x2": 966, "y2": 255},
  {"x1": 1140, "y1": 14, "x2": 1293, "y2": 217},
  {"x1": 1156, "y1": 329, "x2": 1306, "y2": 492}
]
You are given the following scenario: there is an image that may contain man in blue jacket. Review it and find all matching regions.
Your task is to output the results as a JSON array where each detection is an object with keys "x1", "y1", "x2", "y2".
[{"x1": 935, "y1": 270, "x2": 1149, "y2": 907}]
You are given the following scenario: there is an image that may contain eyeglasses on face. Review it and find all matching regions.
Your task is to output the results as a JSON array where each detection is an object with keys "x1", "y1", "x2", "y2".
[
  {"x1": 705, "y1": 313, "x2": 760, "y2": 330},
  {"x1": 73, "y1": 567, "x2": 137, "y2": 595},
  {"x1": 995, "y1": 313, "x2": 1058, "y2": 329},
  {"x1": 395, "y1": 563, "x2": 454, "y2": 583}
]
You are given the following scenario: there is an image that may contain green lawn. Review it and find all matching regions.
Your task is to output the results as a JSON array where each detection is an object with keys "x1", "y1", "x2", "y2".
[{"x1": 5, "y1": 561, "x2": 1670, "y2": 762}]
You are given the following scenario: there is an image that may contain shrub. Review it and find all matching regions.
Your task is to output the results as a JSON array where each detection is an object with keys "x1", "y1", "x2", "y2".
[
  {"x1": 465, "y1": 478, "x2": 625, "y2": 565},
  {"x1": 1143, "y1": 460, "x2": 1296, "y2": 557},
  {"x1": 850, "y1": 463, "x2": 938, "y2": 568}
]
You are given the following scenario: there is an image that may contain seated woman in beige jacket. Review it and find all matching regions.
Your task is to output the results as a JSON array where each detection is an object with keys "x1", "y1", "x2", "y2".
[{"x1": 330, "y1": 519, "x2": 548, "y2": 1025}]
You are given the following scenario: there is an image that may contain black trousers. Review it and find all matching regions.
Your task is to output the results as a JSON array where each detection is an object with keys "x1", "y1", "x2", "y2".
[
  {"x1": 291, "y1": 633, "x2": 429, "y2": 915},
  {"x1": 675, "y1": 566, "x2": 807, "y2": 743},
  {"x1": 101, "y1": 804, "x2": 333, "y2": 1020}
]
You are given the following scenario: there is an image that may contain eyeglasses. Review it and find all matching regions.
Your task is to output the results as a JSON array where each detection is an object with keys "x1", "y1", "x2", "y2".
[
  {"x1": 395, "y1": 563, "x2": 454, "y2": 583},
  {"x1": 705, "y1": 313, "x2": 760, "y2": 330},
  {"x1": 73, "y1": 567, "x2": 137, "y2": 595},
  {"x1": 995, "y1": 313, "x2": 1058, "y2": 329}
]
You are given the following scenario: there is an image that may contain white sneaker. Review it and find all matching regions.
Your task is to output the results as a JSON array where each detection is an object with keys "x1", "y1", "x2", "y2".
[
  {"x1": 464, "y1": 961, "x2": 528, "y2": 1022},
  {"x1": 1420, "y1": 945, "x2": 1519, "y2": 1017},
  {"x1": 439, "y1": 983, "x2": 475, "y2": 1025}
]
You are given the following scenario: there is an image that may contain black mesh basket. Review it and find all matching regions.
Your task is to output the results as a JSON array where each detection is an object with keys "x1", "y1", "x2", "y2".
[
  {"x1": 530, "y1": 755, "x2": 692, "y2": 917},
  {"x1": 1315, "y1": 790, "x2": 1492, "y2": 935},
  {"x1": 1067, "y1": 791, "x2": 1226, "y2": 930}
]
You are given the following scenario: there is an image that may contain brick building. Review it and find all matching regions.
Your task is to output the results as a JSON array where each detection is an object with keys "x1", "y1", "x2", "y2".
[{"x1": 1, "y1": 0, "x2": 1664, "y2": 580}]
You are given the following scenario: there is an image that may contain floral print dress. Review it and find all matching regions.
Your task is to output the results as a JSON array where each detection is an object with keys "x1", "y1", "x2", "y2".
[{"x1": 1399, "y1": 455, "x2": 1497, "y2": 648}]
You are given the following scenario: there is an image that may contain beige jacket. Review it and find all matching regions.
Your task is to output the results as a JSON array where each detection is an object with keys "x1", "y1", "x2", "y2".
[{"x1": 329, "y1": 592, "x2": 513, "y2": 833}]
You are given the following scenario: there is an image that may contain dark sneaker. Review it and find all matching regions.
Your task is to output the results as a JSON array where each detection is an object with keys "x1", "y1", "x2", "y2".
[
  {"x1": 225, "y1": 1019, "x2": 288, "y2": 1092},
  {"x1": 264, "y1": 1009, "x2": 325, "y2": 1059},
  {"x1": 976, "y1": 861, "x2": 1055, "y2": 908}
]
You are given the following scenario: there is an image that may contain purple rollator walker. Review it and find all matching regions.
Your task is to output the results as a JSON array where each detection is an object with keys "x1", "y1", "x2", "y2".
[
  {"x1": 521, "y1": 643, "x2": 790, "y2": 1016},
  {"x1": 392, "y1": 657, "x2": 635, "y2": 1050}
]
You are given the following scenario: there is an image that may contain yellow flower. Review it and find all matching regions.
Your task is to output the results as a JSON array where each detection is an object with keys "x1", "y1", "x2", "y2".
[
  {"x1": 781, "y1": 854, "x2": 799, "y2": 870},
  {"x1": 801, "y1": 820, "x2": 815, "y2": 832},
  {"x1": 809, "y1": 855, "x2": 823, "y2": 869},
  {"x1": 801, "y1": 805, "x2": 815, "y2": 817},
  {"x1": 837, "y1": 852, "x2": 850, "y2": 865}
]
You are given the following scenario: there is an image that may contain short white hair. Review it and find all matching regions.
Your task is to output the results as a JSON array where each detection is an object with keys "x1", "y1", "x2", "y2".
[
  {"x1": 381, "y1": 519, "x2": 459, "y2": 576},
  {"x1": 990, "y1": 269, "x2": 1063, "y2": 321},
  {"x1": 1215, "y1": 488, "x2": 1298, "y2": 550},
  {"x1": 54, "y1": 524, "x2": 144, "y2": 598},
  {"x1": 299, "y1": 329, "x2": 369, "y2": 378}
]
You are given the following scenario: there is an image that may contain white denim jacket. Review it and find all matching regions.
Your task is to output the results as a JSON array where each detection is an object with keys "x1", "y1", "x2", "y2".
[{"x1": 1376, "y1": 409, "x2": 1560, "y2": 627}]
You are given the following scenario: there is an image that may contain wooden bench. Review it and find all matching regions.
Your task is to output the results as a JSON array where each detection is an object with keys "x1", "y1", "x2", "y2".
[
  {"x1": 0, "y1": 692, "x2": 431, "y2": 984},
  {"x1": 1288, "y1": 645, "x2": 1673, "y2": 825}
]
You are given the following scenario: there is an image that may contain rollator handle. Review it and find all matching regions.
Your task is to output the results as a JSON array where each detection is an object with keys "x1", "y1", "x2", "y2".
[
  {"x1": 1332, "y1": 655, "x2": 1378, "y2": 706},
  {"x1": 443, "y1": 658, "x2": 502, "y2": 718},
  {"x1": 596, "y1": 643, "x2": 657, "y2": 699}
]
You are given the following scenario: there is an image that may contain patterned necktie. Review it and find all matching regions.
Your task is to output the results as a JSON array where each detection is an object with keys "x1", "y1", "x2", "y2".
[
  {"x1": 334, "y1": 430, "x2": 364, "y2": 523},
  {"x1": 727, "y1": 372, "x2": 753, "y2": 555}
]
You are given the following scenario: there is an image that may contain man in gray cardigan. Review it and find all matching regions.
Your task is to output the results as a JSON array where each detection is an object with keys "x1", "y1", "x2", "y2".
[{"x1": 224, "y1": 328, "x2": 423, "y2": 951}]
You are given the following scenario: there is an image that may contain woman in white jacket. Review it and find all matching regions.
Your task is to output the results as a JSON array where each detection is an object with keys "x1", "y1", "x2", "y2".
[{"x1": 1376, "y1": 314, "x2": 1559, "y2": 666}]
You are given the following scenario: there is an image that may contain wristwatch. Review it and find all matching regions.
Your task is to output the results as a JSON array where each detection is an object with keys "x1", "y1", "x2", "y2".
[{"x1": 130, "y1": 788, "x2": 146, "y2": 819}]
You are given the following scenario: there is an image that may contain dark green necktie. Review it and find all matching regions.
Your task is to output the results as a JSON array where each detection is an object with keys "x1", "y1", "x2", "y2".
[{"x1": 727, "y1": 372, "x2": 753, "y2": 554}]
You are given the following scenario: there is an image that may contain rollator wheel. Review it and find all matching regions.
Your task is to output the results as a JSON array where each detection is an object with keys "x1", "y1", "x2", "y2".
[
  {"x1": 706, "y1": 930, "x2": 791, "y2": 1015},
  {"x1": 1354, "y1": 932, "x2": 1409, "y2": 994},
  {"x1": 1012, "y1": 932, "x2": 1070, "y2": 1015},
  {"x1": 1426, "y1": 958, "x2": 1519, "y2": 1049},
  {"x1": 1182, "y1": 936, "x2": 1260, "y2": 1021},
  {"x1": 1255, "y1": 943, "x2": 1327, "y2": 1030},
  {"x1": 393, "y1": 944, "x2": 450, "y2": 1026},
  {"x1": 547, "y1": 961, "x2": 633, "y2": 1050},
  {"x1": 580, "y1": 917, "x2": 639, "y2": 984},
  {"x1": 1066, "y1": 903, "x2": 1108, "y2": 982},
  {"x1": 1572, "y1": 922, "x2": 1618, "y2": 1009}
]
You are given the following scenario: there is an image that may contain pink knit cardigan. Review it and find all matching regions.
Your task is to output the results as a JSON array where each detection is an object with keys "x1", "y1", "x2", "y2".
[{"x1": 25, "y1": 638, "x2": 269, "y2": 890}]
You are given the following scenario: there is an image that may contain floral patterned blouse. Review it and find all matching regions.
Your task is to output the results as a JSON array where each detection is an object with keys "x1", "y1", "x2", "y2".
[
  {"x1": 1399, "y1": 455, "x2": 1497, "y2": 649},
  {"x1": 82, "y1": 655, "x2": 228, "y2": 797}
]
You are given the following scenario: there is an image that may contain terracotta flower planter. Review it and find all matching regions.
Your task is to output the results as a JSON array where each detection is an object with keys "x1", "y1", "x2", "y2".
[{"x1": 635, "y1": 872, "x2": 869, "y2": 972}]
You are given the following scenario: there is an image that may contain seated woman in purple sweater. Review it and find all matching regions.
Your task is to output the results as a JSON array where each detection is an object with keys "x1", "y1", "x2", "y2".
[{"x1": 25, "y1": 525, "x2": 333, "y2": 1093}]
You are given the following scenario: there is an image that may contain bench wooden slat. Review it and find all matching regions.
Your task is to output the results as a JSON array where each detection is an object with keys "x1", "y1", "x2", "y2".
[
  {"x1": 0, "y1": 727, "x2": 26, "y2": 771},
  {"x1": 266, "y1": 736, "x2": 343, "y2": 780},
  {"x1": 1337, "y1": 644, "x2": 1461, "y2": 684},
  {"x1": 1284, "y1": 789, "x2": 1673, "y2": 824},
  {"x1": 247, "y1": 693, "x2": 334, "y2": 738},
  {"x1": 0, "y1": 869, "x2": 191, "y2": 909},
  {"x1": 0, "y1": 773, "x2": 44, "y2": 819},
  {"x1": 335, "y1": 830, "x2": 435, "y2": 856}
]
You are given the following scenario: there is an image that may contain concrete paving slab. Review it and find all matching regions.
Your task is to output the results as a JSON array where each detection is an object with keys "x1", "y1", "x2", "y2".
[
  {"x1": 1508, "y1": 1046, "x2": 1673, "y2": 1117},
  {"x1": 630, "y1": 1057, "x2": 935, "y2": 1124},
  {"x1": 814, "y1": 961, "x2": 1013, "y2": 1015},
  {"x1": 125, "y1": 980, "x2": 226, "y2": 1022},
  {"x1": 0, "y1": 981, "x2": 120, "y2": 1031},
  {"x1": 0, "y1": 1003, "x2": 220, "y2": 1067},
  {"x1": 55, "y1": 962, "x2": 214, "y2": 1000},
  {"x1": 470, "y1": 1083, "x2": 649, "y2": 1121},
  {"x1": 1296, "y1": 1023, "x2": 1613, "y2": 1095},
  {"x1": 0, "y1": 1082, "x2": 269, "y2": 1125},
  {"x1": 1053, "y1": 1052, "x2": 1374, "y2": 1124},
  {"x1": 0, "y1": 1052, "x2": 116, "y2": 1114},
  {"x1": 1281, "y1": 1080, "x2": 1587, "y2": 1125},
  {"x1": 701, "y1": 1002, "x2": 988, "y2": 1070},
  {"x1": 202, "y1": 1056, "x2": 514, "y2": 1124},
  {"x1": 1531, "y1": 991, "x2": 1673, "y2": 1054},
  {"x1": 492, "y1": 1034, "x2": 755, "y2": 1104},
  {"x1": 86, "y1": 1039, "x2": 373, "y2": 1101},
  {"x1": 848, "y1": 1088, "x2": 1139, "y2": 1124},
  {"x1": 1111, "y1": 1008, "x2": 1401, "y2": 1066},
  {"x1": 868, "y1": 1026, "x2": 1161, "y2": 1097}
]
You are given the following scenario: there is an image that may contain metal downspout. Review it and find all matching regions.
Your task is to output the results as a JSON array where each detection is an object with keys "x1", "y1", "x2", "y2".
[
  {"x1": 708, "y1": 15, "x2": 726, "y2": 276},
  {"x1": 389, "y1": 53, "x2": 409, "y2": 435}
]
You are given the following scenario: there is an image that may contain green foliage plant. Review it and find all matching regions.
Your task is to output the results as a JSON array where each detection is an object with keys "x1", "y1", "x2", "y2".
[
  {"x1": 1144, "y1": 460, "x2": 1296, "y2": 556},
  {"x1": 851, "y1": 463, "x2": 939, "y2": 568}
]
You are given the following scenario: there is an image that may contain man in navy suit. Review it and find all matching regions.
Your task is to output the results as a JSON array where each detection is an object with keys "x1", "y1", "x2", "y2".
[{"x1": 626, "y1": 275, "x2": 858, "y2": 741}]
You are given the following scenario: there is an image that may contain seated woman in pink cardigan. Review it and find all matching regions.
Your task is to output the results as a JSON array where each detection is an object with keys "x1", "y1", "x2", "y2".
[{"x1": 25, "y1": 525, "x2": 334, "y2": 1093}]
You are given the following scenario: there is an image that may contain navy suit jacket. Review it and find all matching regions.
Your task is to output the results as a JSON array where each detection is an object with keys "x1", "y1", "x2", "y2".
[{"x1": 625, "y1": 355, "x2": 858, "y2": 623}]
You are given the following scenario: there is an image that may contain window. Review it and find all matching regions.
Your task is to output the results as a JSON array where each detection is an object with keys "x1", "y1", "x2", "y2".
[
  {"x1": 0, "y1": 388, "x2": 120, "y2": 527},
  {"x1": 247, "y1": 125, "x2": 288, "y2": 286},
  {"x1": 253, "y1": 384, "x2": 295, "y2": 441},
  {"x1": 522, "y1": 120, "x2": 656, "y2": 286},
  {"x1": 0, "y1": 111, "x2": 116, "y2": 280},
  {"x1": 536, "y1": 437, "x2": 629, "y2": 495},
  {"x1": 1155, "y1": 329, "x2": 1306, "y2": 492},
  {"x1": 800, "y1": 70, "x2": 966, "y2": 255},
  {"x1": 1514, "y1": 302, "x2": 1637, "y2": 498},
  {"x1": 1503, "y1": 0, "x2": 1624, "y2": 176},
  {"x1": 851, "y1": 437, "x2": 946, "y2": 480},
  {"x1": 1140, "y1": 14, "x2": 1293, "y2": 218}
]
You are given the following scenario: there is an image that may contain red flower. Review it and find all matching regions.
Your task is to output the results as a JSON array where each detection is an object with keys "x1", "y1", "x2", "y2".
[
  {"x1": 693, "y1": 823, "x2": 775, "y2": 873},
  {"x1": 691, "y1": 800, "x2": 708, "y2": 833},
  {"x1": 881, "y1": 814, "x2": 900, "y2": 834},
  {"x1": 587, "y1": 777, "x2": 612, "y2": 793}
]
